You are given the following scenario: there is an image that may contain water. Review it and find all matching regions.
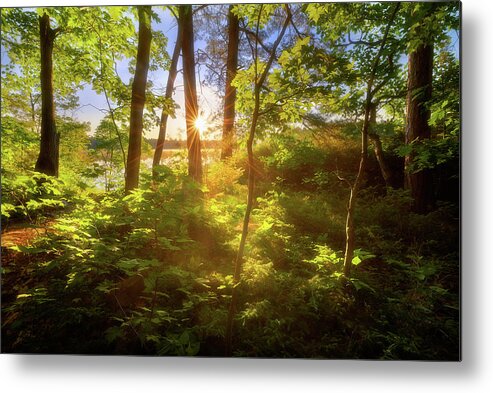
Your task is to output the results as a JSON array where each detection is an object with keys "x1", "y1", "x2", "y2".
[{"x1": 94, "y1": 149, "x2": 220, "y2": 190}]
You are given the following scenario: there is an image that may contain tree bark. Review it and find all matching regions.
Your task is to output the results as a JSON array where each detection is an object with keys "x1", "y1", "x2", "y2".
[
  {"x1": 125, "y1": 6, "x2": 152, "y2": 193},
  {"x1": 220, "y1": 5, "x2": 240, "y2": 160},
  {"x1": 35, "y1": 13, "x2": 58, "y2": 177},
  {"x1": 152, "y1": 16, "x2": 182, "y2": 178},
  {"x1": 179, "y1": 5, "x2": 203, "y2": 183},
  {"x1": 405, "y1": 41, "x2": 434, "y2": 213},
  {"x1": 368, "y1": 103, "x2": 394, "y2": 188}
]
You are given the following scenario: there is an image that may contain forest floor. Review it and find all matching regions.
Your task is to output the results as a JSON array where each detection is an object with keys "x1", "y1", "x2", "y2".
[
  {"x1": 1, "y1": 219, "x2": 54, "y2": 248},
  {"x1": 0, "y1": 147, "x2": 460, "y2": 358}
]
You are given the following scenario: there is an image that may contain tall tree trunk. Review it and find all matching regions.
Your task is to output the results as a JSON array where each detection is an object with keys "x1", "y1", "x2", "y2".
[
  {"x1": 220, "y1": 5, "x2": 240, "y2": 160},
  {"x1": 125, "y1": 6, "x2": 152, "y2": 193},
  {"x1": 343, "y1": 3, "x2": 400, "y2": 278},
  {"x1": 343, "y1": 104, "x2": 370, "y2": 278},
  {"x1": 179, "y1": 5, "x2": 203, "y2": 183},
  {"x1": 35, "y1": 13, "x2": 58, "y2": 177},
  {"x1": 368, "y1": 103, "x2": 394, "y2": 188},
  {"x1": 224, "y1": 7, "x2": 291, "y2": 356},
  {"x1": 405, "y1": 41, "x2": 434, "y2": 213},
  {"x1": 152, "y1": 17, "x2": 182, "y2": 178}
]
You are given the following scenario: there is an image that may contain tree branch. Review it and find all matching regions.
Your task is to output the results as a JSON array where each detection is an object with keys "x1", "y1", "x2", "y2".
[
  {"x1": 256, "y1": 5, "x2": 291, "y2": 88},
  {"x1": 192, "y1": 5, "x2": 208, "y2": 15},
  {"x1": 239, "y1": 26, "x2": 271, "y2": 54},
  {"x1": 286, "y1": 4, "x2": 305, "y2": 40}
]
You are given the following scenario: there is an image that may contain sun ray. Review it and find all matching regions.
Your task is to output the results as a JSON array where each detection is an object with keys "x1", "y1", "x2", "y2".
[{"x1": 194, "y1": 115, "x2": 209, "y2": 136}]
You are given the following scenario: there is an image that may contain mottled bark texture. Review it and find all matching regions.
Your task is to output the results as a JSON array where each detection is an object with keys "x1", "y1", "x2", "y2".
[
  {"x1": 220, "y1": 5, "x2": 240, "y2": 160},
  {"x1": 35, "y1": 13, "x2": 58, "y2": 177},
  {"x1": 405, "y1": 41, "x2": 434, "y2": 213},
  {"x1": 125, "y1": 6, "x2": 152, "y2": 193},
  {"x1": 404, "y1": 3, "x2": 438, "y2": 213}
]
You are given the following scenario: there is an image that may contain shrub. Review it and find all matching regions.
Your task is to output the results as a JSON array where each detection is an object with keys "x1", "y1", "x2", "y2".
[
  {"x1": 1, "y1": 172, "x2": 74, "y2": 222},
  {"x1": 205, "y1": 159, "x2": 245, "y2": 196}
]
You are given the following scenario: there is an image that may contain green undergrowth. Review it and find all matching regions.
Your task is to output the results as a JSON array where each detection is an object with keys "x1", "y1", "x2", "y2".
[
  {"x1": 1, "y1": 139, "x2": 459, "y2": 359},
  {"x1": 1, "y1": 172, "x2": 76, "y2": 224}
]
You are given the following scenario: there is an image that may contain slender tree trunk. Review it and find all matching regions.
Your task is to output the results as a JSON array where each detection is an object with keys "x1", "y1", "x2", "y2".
[
  {"x1": 103, "y1": 87, "x2": 127, "y2": 176},
  {"x1": 343, "y1": 104, "x2": 370, "y2": 278},
  {"x1": 342, "y1": 3, "x2": 400, "y2": 278},
  {"x1": 125, "y1": 6, "x2": 152, "y2": 193},
  {"x1": 152, "y1": 18, "x2": 182, "y2": 178},
  {"x1": 35, "y1": 13, "x2": 58, "y2": 177},
  {"x1": 29, "y1": 92, "x2": 38, "y2": 133},
  {"x1": 224, "y1": 86, "x2": 259, "y2": 357},
  {"x1": 224, "y1": 7, "x2": 291, "y2": 355},
  {"x1": 220, "y1": 5, "x2": 240, "y2": 160},
  {"x1": 368, "y1": 103, "x2": 394, "y2": 188},
  {"x1": 180, "y1": 5, "x2": 203, "y2": 183},
  {"x1": 405, "y1": 41, "x2": 434, "y2": 213},
  {"x1": 96, "y1": 32, "x2": 127, "y2": 175}
]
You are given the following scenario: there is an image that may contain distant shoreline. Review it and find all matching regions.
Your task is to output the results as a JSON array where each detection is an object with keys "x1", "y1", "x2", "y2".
[
  {"x1": 145, "y1": 138, "x2": 221, "y2": 150},
  {"x1": 89, "y1": 137, "x2": 222, "y2": 151}
]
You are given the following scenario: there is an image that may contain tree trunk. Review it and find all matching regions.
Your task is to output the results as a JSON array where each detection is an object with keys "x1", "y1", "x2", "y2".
[
  {"x1": 368, "y1": 103, "x2": 394, "y2": 188},
  {"x1": 342, "y1": 3, "x2": 400, "y2": 278},
  {"x1": 179, "y1": 5, "x2": 203, "y2": 183},
  {"x1": 405, "y1": 41, "x2": 434, "y2": 213},
  {"x1": 35, "y1": 13, "x2": 58, "y2": 177},
  {"x1": 152, "y1": 17, "x2": 182, "y2": 178},
  {"x1": 29, "y1": 92, "x2": 38, "y2": 133},
  {"x1": 125, "y1": 6, "x2": 152, "y2": 193},
  {"x1": 220, "y1": 5, "x2": 240, "y2": 160},
  {"x1": 224, "y1": 7, "x2": 291, "y2": 355},
  {"x1": 343, "y1": 105, "x2": 370, "y2": 278},
  {"x1": 97, "y1": 33, "x2": 127, "y2": 176}
]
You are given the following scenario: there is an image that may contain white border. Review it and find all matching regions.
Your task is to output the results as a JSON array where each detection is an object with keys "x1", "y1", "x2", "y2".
[{"x1": 2, "y1": 0, "x2": 493, "y2": 392}]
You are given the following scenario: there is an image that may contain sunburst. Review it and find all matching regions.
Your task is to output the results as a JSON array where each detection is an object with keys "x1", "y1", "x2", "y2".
[{"x1": 194, "y1": 115, "x2": 209, "y2": 136}]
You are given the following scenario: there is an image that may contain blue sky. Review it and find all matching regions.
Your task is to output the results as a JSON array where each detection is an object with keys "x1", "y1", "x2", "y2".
[
  {"x1": 74, "y1": 6, "x2": 221, "y2": 140},
  {"x1": 3, "y1": 4, "x2": 459, "y2": 141}
]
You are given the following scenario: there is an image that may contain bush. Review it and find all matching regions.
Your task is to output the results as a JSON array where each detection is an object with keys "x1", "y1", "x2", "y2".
[
  {"x1": 257, "y1": 134, "x2": 328, "y2": 185},
  {"x1": 2, "y1": 171, "x2": 233, "y2": 355},
  {"x1": 205, "y1": 159, "x2": 245, "y2": 196},
  {"x1": 1, "y1": 172, "x2": 74, "y2": 222}
]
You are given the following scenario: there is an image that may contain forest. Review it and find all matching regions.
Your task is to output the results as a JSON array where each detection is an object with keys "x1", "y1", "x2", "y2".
[{"x1": 1, "y1": 2, "x2": 460, "y2": 359}]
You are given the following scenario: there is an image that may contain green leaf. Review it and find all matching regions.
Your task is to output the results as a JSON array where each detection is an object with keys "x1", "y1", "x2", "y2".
[
  {"x1": 350, "y1": 278, "x2": 375, "y2": 293},
  {"x1": 105, "y1": 326, "x2": 123, "y2": 343},
  {"x1": 179, "y1": 330, "x2": 190, "y2": 345}
]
